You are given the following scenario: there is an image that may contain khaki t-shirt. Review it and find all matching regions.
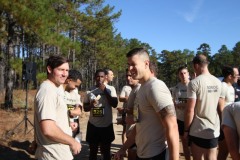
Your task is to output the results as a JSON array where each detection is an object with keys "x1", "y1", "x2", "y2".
[
  {"x1": 64, "y1": 90, "x2": 82, "y2": 122},
  {"x1": 222, "y1": 102, "x2": 240, "y2": 153},
  {"x1": 119, "y1": 85, "x2": 132, "y2": 109},
  {"x1": 172, "y1": 82, "x2": 188, "y2": 121},
  {"x1": 126, "y1": 83, "x2": 141, "y2": 134},
  {"x1": 64, "y1": 90, "x2": 82, "y2": 107},
  {"x1": 221, "y1": 82, "x2": 235, "y2": 106},
  {"x1": 127, "y1": 84, "x2": 141, "y2": 111},
  {"x1": 187, "y1": 74, "x2": 222, "y2": 139},
  {"x1": 135, "y1": 77, "x2": 174, "y2": 158},
  {"x1": 34, "y1": 81, "x2": 73, "y2": 160},
  {"x1": 84, "y1": 84, "x2": 117, "y2": 127}
]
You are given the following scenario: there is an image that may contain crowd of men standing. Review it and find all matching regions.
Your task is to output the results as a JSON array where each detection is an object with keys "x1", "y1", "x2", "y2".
[{"x1": 32, "y1": 48, "x2": 240, "y2": 160}]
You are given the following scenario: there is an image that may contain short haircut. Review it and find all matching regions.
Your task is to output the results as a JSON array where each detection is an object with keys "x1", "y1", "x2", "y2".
[
  {"x1": 126, "y1": 48, "x2": 149, "y2": 60},
  {"x1": 46, "y1": 55, "x2": 68, "y2": 74},
  {"x1": 177, "y1": 66, "x2": 188, "y2": 74},
  {"x1": 95, "y1": 69, "x2": 105, "y2": 77},
  {"x1": 149, "y1": 61, "x2": 158, "y2": 76},
  {"x1": 68, "y1": 69, "x2": 82, "y2": 82},
  {"x1": 103, "y1": 68, "x2": 113, "y2": 75},
  {"x1": 222, "y1": 65, "x2": 234, "y2": 78},
  {"x1": 192, "y1": 54, "x2": 209, "y2": 65}
]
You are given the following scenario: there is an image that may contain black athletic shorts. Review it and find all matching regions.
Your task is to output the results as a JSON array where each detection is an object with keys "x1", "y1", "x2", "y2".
[
  {"x1": 177, "y1": 119, "x2": 184, "y2": 136},
  {"x1": 136, "y1": 149, "x2": 166, "y2": 160},
  {"x1": 189, "y1": 135, "x2": 218, "y2": 149},
  {"x1": 86, "y1": 122, "x2": 115, "y2": 144}
]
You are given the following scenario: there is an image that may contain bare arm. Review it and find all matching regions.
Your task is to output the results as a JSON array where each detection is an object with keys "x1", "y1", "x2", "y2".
[
  {"x1": 103, "y1": 88, "x2": 118, "y2": 108},
  {"x1": 119, "y1": 96, "x2": 128, "y2": 102},
  {"x1": 114, "y1": 125, "x2": 136, "y2": 160},
  {"x1": 159, "y1": 105, "x2": 179, "y2": 160},
  {"x1": 40, "y1": 120, "x2": 81, "y2": 155},
  {"x1": 99, "y1": 84, "x2": 118, "y2": 108},
  {"x1": 223, "y1": 125, "x2": 240, "y2": 160},
  {"x1": 69, "y1": 105, "x2": 82, "y2": 117},
  {"x1": 184, "y1": 98, "x2": 196, "y2": 132},
  {"x1": 217, "y1": 97, "x2": 225, "y2": 122},
  {"x1": 83, "y1": 102, "x2": 95, "y2": 112}
]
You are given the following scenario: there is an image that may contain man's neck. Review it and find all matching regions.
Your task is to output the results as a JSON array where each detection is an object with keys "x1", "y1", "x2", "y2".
[
  {"x1": 224, "y1": 79, "x2": 233, "y2": 86},
  {"x1": 197, "y1": 67, "x2": 210, "y2": 76},
  {"x1": 46, "y1": 79, "x2": 59, "y2": 87},
  {"x1": 181, "y1": 80, "x2": 189, "y2": 85},
  {"x1": 63, "y1": 84, "x2": 72, "y2": 92},
  {"x1": 131, "y1": 83, "x2": 139, "y2": 88},
  {"x1": 139, "y1": 72, "x2": 153, "y2": 84}
]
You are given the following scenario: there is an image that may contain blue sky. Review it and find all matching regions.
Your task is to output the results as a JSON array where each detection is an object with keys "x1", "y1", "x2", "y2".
[{"x1": 105, "y1": 0, "x2": 240, "y2": 55}]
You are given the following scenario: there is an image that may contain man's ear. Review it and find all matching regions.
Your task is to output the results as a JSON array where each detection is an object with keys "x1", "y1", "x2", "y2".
[
  {"x1": 193, "y1": 63, "x2": 198, "y2": 70},
  {"x1": 47, "y1": 66, "x2": 52, "y2": 74},
  {"x1": 145, "y1": 60, "x2": 150, "y2": 69},
  {"x1": 65, "y1": 79, "x2": 71, "y2": 84}
]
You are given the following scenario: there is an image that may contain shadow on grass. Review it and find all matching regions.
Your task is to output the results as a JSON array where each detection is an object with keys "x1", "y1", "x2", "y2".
[
  {"x1": 74, "y1": 140, "x2": 123, "y2": 160},
  {"x1": 0, "y1": 142, "x2": 35, "y2": 160},
  {"x1": 1, "y1": 140, "x2": 123, "y2": 160}
]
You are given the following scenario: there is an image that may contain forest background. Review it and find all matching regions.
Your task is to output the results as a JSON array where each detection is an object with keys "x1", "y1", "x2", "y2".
[{"x1": 0, "y1": 0, "x2": 240, "y2": 109}]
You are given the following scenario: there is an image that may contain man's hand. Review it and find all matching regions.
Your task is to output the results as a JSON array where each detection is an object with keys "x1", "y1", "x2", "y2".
[
  {"x1": 70, "y1": 140, "x2": 82, "y2": 155},
  {"x1": 70, "y1": 122, "x2": 78, "y2": 132},
  {"x1": 117, "y1": 107, "x2": 124, "y2": 114},
  {"x1": 70, "y1": 107, "x2": 81, "y2": 117},
  {"x1": 125, "y1": 116, "x2": 135, "y2": 125},
  {"x1": 114, "y1": 148, "x2": 126, "y2": 160}
]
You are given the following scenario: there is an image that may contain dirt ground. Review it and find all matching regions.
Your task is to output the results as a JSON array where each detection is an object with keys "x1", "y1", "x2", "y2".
[{"x1": 0, "y1": 90, "x2": 232, "y2": 160}]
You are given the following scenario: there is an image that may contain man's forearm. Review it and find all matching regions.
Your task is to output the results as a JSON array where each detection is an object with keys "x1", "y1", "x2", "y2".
[
  {"x1": 104, "y1": 88, "x2": 118, "y2": 107},
  {"x1": 83, "y1": 103, "x2": 94, "y2": 112},
  {"x1": 184, "y1": 111, "x2": 194, "y2": 131},
  {"x1": 217, "y1": 98, "x2": 225, "y2": 122},
  {"x1": 119, "y1": 97, "x2": 127, "y2": 102},
  {"x1": 121, "y1": 126, "x2": 136, "y2": 151},
  {"x1": 40, "y1": 120, "x2": 75, "y2": 146},
  {"x1": 164, "y1": 116, "x2": 179, "y2": 160},
  {"x1": 223, "y1": 125, "x2": 240, "y2": 160},
  {"x1": 70, "y1": 106, "x2": 81, "y2": 116},
  {"x1": 184, "y1": 99, "x2": 195, "y2": 131}
]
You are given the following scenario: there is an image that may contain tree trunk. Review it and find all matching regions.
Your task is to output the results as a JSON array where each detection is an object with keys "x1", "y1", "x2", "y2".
[
  {"x1": 4, "y1": 14, "x2": 15, "y2": 109},
  {"x1": 5, "y1": 68, "x2": 14, "y2": 109},
  {"x1": 0, "y1": 60, "x2": 5, "y2": 91}
]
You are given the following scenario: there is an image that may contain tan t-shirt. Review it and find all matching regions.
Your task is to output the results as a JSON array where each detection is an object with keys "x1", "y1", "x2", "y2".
[
  {"x1": 135, "y1": 77, "x2": 174, "y2": 158},
  {"x1": 187, "y1": 74, "x2": 222, "y2": 139},
  {"x1": 64, "y1": 90, "x2": 82, "y2": 122},
  {"x1": 34, "y1": 81, "x2": 73, "y2": 160},
  {"x1": 172, "y1": 82, "x2": 188, "y2": 121},
  {"x1": 222, "y1": 102, "x2": 240, "y2": 153},
  {"x1": 126, "y1": 83, "x2": 141, "y2": 134},
  {"x1": 221, "y1": 82, "x2": 235, "y2": 106},
  {"x1": 84, "y1": 84, "x2": 117, "y2": 127},
  {"x1": 64, "y1": 90, "x2": 82, "y2": 107},
  {"x1": 127, "y1": 84, "x2": 141, "y2": 111},
  {"x1": 119, "y1": 85, "x2": 132, "y2": 109}
]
